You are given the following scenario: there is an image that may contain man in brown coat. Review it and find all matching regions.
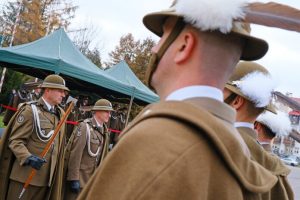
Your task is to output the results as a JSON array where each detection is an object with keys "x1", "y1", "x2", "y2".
[
  {"x1": 0, "y1": 74, "x2": 69, "y2": 200},
  {"x1": 64, "y1": 99, "x2": 113, "y2": 200},
  {"x1": 78, "y1": 0, "x2": 278, "y2": 199},
  {"x1": 223, "y1": 61, "x2": 294, "y2": 199}
]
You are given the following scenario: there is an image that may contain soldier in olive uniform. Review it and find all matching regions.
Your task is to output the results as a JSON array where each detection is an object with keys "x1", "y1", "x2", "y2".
[
  {"x1": 77, "y1": 1, "x2": 279, "y2": 200},
  {"x1": 223, "y1": 61, "x2": 294, "y2": 199},
  {"x1": 108, "y1": 105, "x2": 126, "y2": 147},
  {"x1": 64, "y1": 99, "x2": 113, "y2": 200},
  {"x1": 255, "y1": 111, "x2": 292, "y2": 153},
  {"x1": 0, "y1": 74, "x2": 69, "y2": 200}
]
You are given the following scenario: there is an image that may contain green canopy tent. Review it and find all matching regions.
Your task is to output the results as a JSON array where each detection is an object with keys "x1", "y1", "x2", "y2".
[
  {"x1": 0, "y1": 29, "x2": 158, "y2": 105},
  {"x1": 104, "y1": 61, "x2": 159, "y2": 124}
]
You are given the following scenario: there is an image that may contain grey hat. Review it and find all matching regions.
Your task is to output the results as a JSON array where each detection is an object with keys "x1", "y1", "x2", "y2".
[
  {"x1": 40, "y1": 74, "x2": 69, "y2": 91},
  {"x1": 92, "y1": 99, "x2": 114, "y2": 111}
]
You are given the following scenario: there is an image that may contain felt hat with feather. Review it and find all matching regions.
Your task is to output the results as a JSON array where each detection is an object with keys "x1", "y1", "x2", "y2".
[
  {"x1": 256, "y1": 111, "x2": 291, "y2": 137},
  {"x1": 143, "y1": 0, "x2": 272, "y2": 88},
  {"x1": 225, "y1": 61, "x2": 276, "y2": 112},
  {"x1": 143, "y1": 0, "x2": 269, "y2": 61}
]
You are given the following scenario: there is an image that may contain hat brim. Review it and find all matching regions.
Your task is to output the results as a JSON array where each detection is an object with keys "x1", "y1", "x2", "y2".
[
  {"x1": 40, "y1": 84, "x2": 70, "y2": 92},
  {"x1": 225, "y1": 83, "x2": 275, "y2": 113},
  {"x1": 225, "y1": 83, "x2": 246, "y2": 100},
  {"x1": 256, "y1": 121, "x2": 276, "y2": 136},
  {"x1": 265, "y1": 104, "x2": 277, "y2": 114},
  {"x1": 92, "y1": 107, "x2": 114, "y2": 111},
  {"x1": 143, "y1": 11, "x2": 268, "y2": 61}
]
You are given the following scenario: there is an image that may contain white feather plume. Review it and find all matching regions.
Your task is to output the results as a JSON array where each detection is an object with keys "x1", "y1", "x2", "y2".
[
  {"x1": 175, "y1": 0, "x2": 249, "y2": 33},
  {"x1": 232, "y1": 71, "x2": 277, "y2": 107},
  {"x1": 257, "y1": 111, "x2": 291, "y2": 136}
]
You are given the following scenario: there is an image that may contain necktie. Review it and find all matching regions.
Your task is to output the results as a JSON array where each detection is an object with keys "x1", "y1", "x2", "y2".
[{"x1": 50, "y1": 107, "x2": 55, "y2": 114}]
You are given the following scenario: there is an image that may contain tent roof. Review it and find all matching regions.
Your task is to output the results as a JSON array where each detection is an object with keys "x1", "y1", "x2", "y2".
[
  {"x1": 105, "y1": 61, "x2": 159, "y2": 103},
  {"x1": 0, "y1": 29, "x2": 158, "y2": 105}
]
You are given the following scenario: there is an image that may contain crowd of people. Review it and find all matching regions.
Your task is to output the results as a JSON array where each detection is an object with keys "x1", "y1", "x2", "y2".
[{"x1": 0, "y1": 0, "x2": 298, "y2": 199}]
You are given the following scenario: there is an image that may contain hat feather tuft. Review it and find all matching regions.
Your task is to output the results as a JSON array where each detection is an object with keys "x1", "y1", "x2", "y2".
[
  {"x1": 257, "y1": 111, "x2": 291, "y2": 136},
  {"x1": 175, "y1": 0, "x2": 249, "y2": 33},
  {"x1": 232, "y1": 71, "x2": 277, "y2": 107}
]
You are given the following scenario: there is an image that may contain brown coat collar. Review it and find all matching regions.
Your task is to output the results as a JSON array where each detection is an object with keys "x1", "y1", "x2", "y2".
[
  {"x1": 184, "y1": 97, "x2": 236, "y2": 124},
  {"x1": 236, "y1": 126, "x2": 258, "y2": 140},
  {"x1": 123, "y1": 99, "x2": 277, "y2": 193}
]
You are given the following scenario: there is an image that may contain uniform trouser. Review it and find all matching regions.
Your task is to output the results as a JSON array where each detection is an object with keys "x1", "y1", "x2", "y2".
[{"x1": 7, "y1": 179, "x2": 48, "y2": 200}]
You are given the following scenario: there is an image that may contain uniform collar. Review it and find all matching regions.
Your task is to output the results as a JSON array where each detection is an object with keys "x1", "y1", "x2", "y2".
[
  {"x1": 184, "y1": 97, "x2": 236, "y2": 125},
  {"x1": 41, "y1": 97, "x2": 54, "y2": 111},
  {"x1": 236, "y1": 126, "x2": 258, "y2": 140},
  {"x1": 93, "y1": 117, "x2": 103, "y2": 128},
  {"x1": 165, "y1": 85, "x2": 223, "y2": 102},
  {"x1": 235, "y1": 122, "x2": 254, "y2": 129},
  {"x1": 259, "y1": 141, "x2": 270, "y2": 145}
]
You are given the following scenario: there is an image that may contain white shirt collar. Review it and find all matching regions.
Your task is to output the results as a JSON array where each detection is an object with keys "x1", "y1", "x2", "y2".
[
  {"x1": 42, "y1": 97, "x2": 53, "y2": 111},
  {"x1": 259, "y1": 141, "x2": 270, "y2": 145},
  {"x1": 165, "y1": 85, "x2": 223, "y2": 102},
  {"x1": 94, "y1": 117, "x2": 103, "y2": 127},
  {"x1": 234, "y1": 122, "x2": 254, "y2": 129}
]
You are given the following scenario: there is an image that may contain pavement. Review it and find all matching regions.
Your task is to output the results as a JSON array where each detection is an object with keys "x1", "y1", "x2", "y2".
[{"x1": 287, "y1": 166, "x2": 300, "y2": 199}]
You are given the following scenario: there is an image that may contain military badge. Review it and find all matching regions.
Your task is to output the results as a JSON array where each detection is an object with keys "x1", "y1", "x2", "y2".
[{"x1": 17, "y1": 114, "x2": 25, "y2": 123}]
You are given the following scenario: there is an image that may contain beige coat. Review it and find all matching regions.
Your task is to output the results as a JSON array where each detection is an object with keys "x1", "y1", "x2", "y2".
[
  {"x1": 63, "y1": 117, "x2": 110, "y2": 199},
  {"x1": 78, "y1": 98, "x2": 277, "y2": 200},
  {"x1": 0, "y1": 98, "x2": 66, "y2": 200},
  {"x1": 237, "y1": 127, "x2": 294, "y2": 200},
  {"x1": 261, "y1": 142, "x2": 273, "y2": 153},
  {"x1": 67, "y1": 117, "x2": 108, "y2": 187}
]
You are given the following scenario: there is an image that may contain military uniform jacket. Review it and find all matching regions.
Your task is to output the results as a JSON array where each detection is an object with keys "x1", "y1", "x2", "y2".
[
  {"x1": 0, "y1": 98, "x2": 66, "y2": 200},
  {"x1": 237, "y1": 127, "x2": 294, "y2": 200},
  {"x1": 66, "y1": 117, "x2": 109, "y2": 188},
  {"x1": 78, "y1": 98, "x2": 277, "y2": 200},
  {"x1": 261, "y1": 142, "x2": 273, "y2": 153},
  {"x1": 109, "y1": 112, "x2": 126, "y2": 131}
]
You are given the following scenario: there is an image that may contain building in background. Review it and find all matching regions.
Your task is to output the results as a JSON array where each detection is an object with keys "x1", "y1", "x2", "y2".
[{"x1": 272, "y1": 93, "x2": 300, "y2": 157}]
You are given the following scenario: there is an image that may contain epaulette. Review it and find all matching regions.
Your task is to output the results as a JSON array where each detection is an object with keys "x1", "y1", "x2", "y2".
[
  {"x1": 17, "y1": 100, "x2": 37, "y2": 109},
  {"x1": 76, "y1": 119, "x2": 85, "y2": 126},
  {"x1": 25, "y1": 100, "x2": 37, "y2": 106},
  {"x1": 83, "y1": 118, "x2": 92, "y2": 124}
]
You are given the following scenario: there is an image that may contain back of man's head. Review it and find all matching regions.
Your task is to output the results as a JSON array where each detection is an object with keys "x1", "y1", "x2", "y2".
[
  {"x1": 193, "y1": 29, "x2": 246, "y2": 88},
  {"x1": 143, "y1": 0, "x2": 268, "y2": 89}
]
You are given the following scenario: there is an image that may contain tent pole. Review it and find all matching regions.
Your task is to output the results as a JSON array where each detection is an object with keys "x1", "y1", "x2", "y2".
[
  {"x1": 125, "y1": 88, "x2": 136, "y2": 127},
  {"x1": 0, "y1": 67, "x2": 7, "y2": 93}
]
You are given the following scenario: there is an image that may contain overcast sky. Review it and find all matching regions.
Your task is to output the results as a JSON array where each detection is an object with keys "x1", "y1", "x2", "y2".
[
  {"x1": 1, "y1": 0, "x2": 300, "y2": 97},
  {"x1": 71, "y1": 0, "x2": 300, "y2": 97}
]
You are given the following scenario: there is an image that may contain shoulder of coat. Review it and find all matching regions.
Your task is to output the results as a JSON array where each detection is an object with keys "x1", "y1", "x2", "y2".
[
  {"x1": 57, "y1": 105, "x2": 65, "y2": 113},
  {"x1": 17, "y1": 100, "x2": 37, "y2": 109},
  {"x1": 76, "y1": 120, "x2": 89, "y2": 137},
  {"x1": 15, "y1": 102, "x2": 36, "y2": 124}
]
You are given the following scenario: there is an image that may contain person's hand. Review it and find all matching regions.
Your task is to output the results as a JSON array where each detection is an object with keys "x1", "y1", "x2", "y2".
[
  {"x1": 70, "y1": 180, "x2": 80, "y2": 193},
  {"x1": 24, "y1": 155, "x2": 47, "y2": 170}
]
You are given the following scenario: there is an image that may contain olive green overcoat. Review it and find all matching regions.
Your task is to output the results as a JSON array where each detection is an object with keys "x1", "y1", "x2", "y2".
[
  {"x1": 0, "y1": 99, "x2": 66, "y2": 200},
  {"x1": 63, "y1": 117, "x2": 110, "y2": 199},
  {"x1": 237, "y1": 127, "x2": 294, "y2": 200}
]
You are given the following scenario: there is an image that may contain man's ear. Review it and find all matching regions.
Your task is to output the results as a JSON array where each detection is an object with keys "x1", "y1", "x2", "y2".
[
  {"x1": 232, "y1": 95, "x2": 245, "y2": 110},
  {"x1": 174, "y1": 32, "x2": 195, "y2": 64},
  {"x1": 254, "y1": 121, "x2": 259, "y2": 130}
]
